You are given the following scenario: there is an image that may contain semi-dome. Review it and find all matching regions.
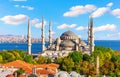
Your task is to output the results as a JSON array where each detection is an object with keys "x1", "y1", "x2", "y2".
[
  {"x1": 60, "y1": 30, "x2": 78, "y2": 40},
  {"x1": 60, "y1": 40, "x2": 75, "y2": 47}
]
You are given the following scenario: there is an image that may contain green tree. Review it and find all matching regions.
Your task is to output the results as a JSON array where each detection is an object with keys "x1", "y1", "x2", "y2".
[
  {"x1": 24, "y1": 55, "x2": 34, "y2": 64},
  {"x1": 46, "y1": 58, "x2": 52, "y2": 64},
  {"x1": 116, "y1": 70, "x2": 120, "y2": 76},
  {"x1": 111, "y1": 54, "x2": 118, "y2": 62},
  {"x1": 104, "y1": 52, "x2": 112, "y2": 62},
  {"x1": 68, "y1": 51, "x2": 83, "y2": 64},
  {"x1": 117, "y1": 55, "x2": 120, "y2": 62},
  {"x1": 55, "y1": 57, "x2": 63, "y2": 64},
  {"x1": 112, "y1": 51, "x2": 120, "y2": 62},
  {"x1": 109, "y1": 71, "x2": 115, "y2": 76},
  {"x1": 73, "y1": 62, "x2": 82, "y2": 73},
  {"x1": 55, "y1": 57, "x2": 64, "y2": 70},
  {"x1": 17, "y1": 68, "x2": 25, "y2": 75},
  {"x1": 0, "y1": 50, "x2": 28, "y2": 63},
  {"x1": 114, "y1": 62, "x2": 120, "y2": 76},
  {"x1": 91, "y1": 46, "x2": 113, "y2": 66},
  {"x1": 61, "y1": 57, "x2": 74, "y2": 72},
  {"x1": 81, "y1": 61, "x2": 89, "y2": 75},
  {"x1": 0, "y1": 55, "x2": 3, "y2": 63},
  {"x1": 83, "y1": 54, "x2": 90, "y2": 62},
  {"x1": 36, "y1": 55, "x2": 47, "y2": 64},
  {"x1": 15, "y1": 50, "x2": 27, "y2": 58},
  {"x1": 10, "y1": 51, "x2": 23, "y2": 60},
  {"x1": 5, "y1": 52, "x2": 15, "y2": 62}
]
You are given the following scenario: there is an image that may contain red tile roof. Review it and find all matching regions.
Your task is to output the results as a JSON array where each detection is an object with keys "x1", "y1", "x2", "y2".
[
  {"x1": 2, "y1": 60, "x2": 59, "y2": 75},
  {"x1": 36, "y1": 69, "x2": 55, "y2": 75},
  {"x1": 2, "y1": 60, "x2": 32, "y2": 74},
  {"x1": 6, "y1": 74, "x2": 14, "y2": 77},
  {"x1": 18, "y1": 75, "x2": 26, "y2": 77}
]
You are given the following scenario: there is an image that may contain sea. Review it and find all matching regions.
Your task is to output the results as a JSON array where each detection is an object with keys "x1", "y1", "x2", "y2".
[{"x1": 0, "y1": 40, "x2": 120, "y2": 53}]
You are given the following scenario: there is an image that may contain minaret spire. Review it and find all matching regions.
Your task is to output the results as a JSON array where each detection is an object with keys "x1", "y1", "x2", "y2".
[
  {"x1": 41, "y1": 16, "x2": 46, "y2": 52},
  {"x1": 89, "y1": 15, "x2": 94, "y2": 53},
  {"x1": 49, "y1": 20, "x2": 52, "y2": 46},
  {"x1": 27, "y1": 19, "x2": 31, "y2": 55},
  {"x1": 88, "y1": 21, "x2": 90, "y2": 45}
]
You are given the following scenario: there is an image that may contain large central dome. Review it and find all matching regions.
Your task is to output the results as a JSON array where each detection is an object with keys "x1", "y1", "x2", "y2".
[{"x1": 60, "y1": 30, "x2": 78, "y2": 40}]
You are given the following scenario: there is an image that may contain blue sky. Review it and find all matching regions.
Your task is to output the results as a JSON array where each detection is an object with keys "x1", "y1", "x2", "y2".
[{"x1": 0, "y1": 0, "x2": 120, "y2": 40}]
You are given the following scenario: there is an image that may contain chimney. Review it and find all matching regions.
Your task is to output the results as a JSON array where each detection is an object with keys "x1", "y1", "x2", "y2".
[
  {"x1": 32, "y1": 67, "x2": 36, "y2": 75},
  {"x1": 14, "y1": 72, "x2": 17, "y2": 77}
]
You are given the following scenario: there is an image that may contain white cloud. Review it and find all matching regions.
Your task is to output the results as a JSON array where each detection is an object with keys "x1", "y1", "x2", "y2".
[
  {"x1": 76, "y1": 26, "x2": 86, "y2": 31},
  {"x1": 30, "y1": 18, "x2": 39, "y2": 25},
  {"x1": 14, "y1": 5, "x2": 19, "y2": 7},
  {"x1": 57, "y1": 24, "x2": 76, "y2": 29},
  {"x1": 94, "y1": 24, "x2": 116, "y2": 32},
  {"x1": 92, "y1": 7, "x2": 109, "y2": 18},
  {"x1": 14, "y1": 5, "x2": 34, "y2": 10},
  {"x1": 107, "y1": 32, "x2": 120, "y2": 40},
  {"x1": 78, "y1": 35, "x2": 82, "y2": 38},
  {"x1": 21, "y1": 5, "x2": 34, "y2": 10},
  {"x1": 111, "y1": 8, "x2": 120, "y2": 18},
  {"x1": 12, "y1": 0, "x2": 27, "y2": 1},
  {"x1": 51, "y1": 31, "x2": 56, "y2": 35},
  {"x1": 107, "y1": 33, "x2": 120, "y2": 37},
  {"x1": 107, "y1": 2, "x2": 113, "y2": 7},
  {"x1": 75, "y1": 24, "x2": 116, "y2": 32},
  {"x1": 63, "y1": 4, "x2": 96, "y2": 17},
  {"x1": 35, "y1": 21, "x2": 47, "y2": 28},
  {"x1": 0, "y1": 14, "x2": 28, "y2": 25},
  {"x1": 68, "y1": 24, "x2": 76, "y2": 28},
  {"x1": 92, "y1": 2, "x2": 113, "y2": 18},
  {"x1": 30, "y1": 18, "x2": 47, "y2": 28}
]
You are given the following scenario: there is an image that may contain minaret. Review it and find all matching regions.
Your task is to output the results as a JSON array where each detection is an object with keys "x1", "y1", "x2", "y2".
[
  {"x1": 27, "y1": 19, "x2": 31, "y2": 55},
  {"x1": 89, "y1": 16, "x2": 94, "y2": 53},
  {"x1": 41, "y1": 17, "x2": 46, "y2": 52},
  {"x1": 56, "y1": 37, "x2": 61, "y2": 51},
  {"x1": 49, "y1": 20, "x2": 52, "y2": 46},
  {"x1": 88, "y1": 22, "x2": 90, "y2": 45}
]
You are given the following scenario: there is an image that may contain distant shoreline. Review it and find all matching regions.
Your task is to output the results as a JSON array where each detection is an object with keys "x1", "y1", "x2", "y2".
[
  {"x1": 0, "y1": 41, "x2": 120, "y2": 53},
  {"x1": 0, "y1": 40, "x2": 120, "y2": 44}
]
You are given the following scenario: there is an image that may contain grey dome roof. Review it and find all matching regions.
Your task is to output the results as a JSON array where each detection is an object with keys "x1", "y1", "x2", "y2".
[
  {"x1": 60, "y1": 30, "x2": 78, "y2": 40},
  {"x1": 81, "y1": 41, "x2": 86, "y2": 46},
  {"x1": 60, "y1": 40, "x2": 75, "y2": 47},
  {"x1": 58, "y1": 73, "x2": 68, "y2": 77},
  {"x1": 70, "y1": 71, "x2": 80, "y2": 77},
  {"x1": 55, "y1": 71, "x2": 70, "y2": 77}
]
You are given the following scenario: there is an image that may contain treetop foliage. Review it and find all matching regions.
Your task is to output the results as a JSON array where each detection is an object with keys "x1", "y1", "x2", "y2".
[{"x1": 55, "y1": 46, "x2": 120, "y2": 76}]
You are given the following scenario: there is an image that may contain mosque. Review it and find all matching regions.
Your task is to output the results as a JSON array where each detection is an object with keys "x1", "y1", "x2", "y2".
[{"x1": 27, "y1": 16, "x2": 94, "y2": 59}]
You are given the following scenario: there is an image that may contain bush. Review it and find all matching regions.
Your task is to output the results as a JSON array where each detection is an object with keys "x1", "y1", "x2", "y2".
[
  {"x1": 61, "y1": 57, "x2": 74, "y2": 72},
  {"x1": 36, "y1": 55, "x2": 47, "y2": 64},
  {"x1": 47, "y1": 58, "x2": 52, "y2": 64},
  {"x1": 17, "y1": 68, "x2": 25, "y2": 75},
  {"x1": 24, "y1": 55, "x2": 34, "y2": 63},
  {"x1": 83, "y1": 54, "x2": 90, "y2": 62},
  {"x1": 0, "y1": 55, "x2": 3, "y2": 63}
]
